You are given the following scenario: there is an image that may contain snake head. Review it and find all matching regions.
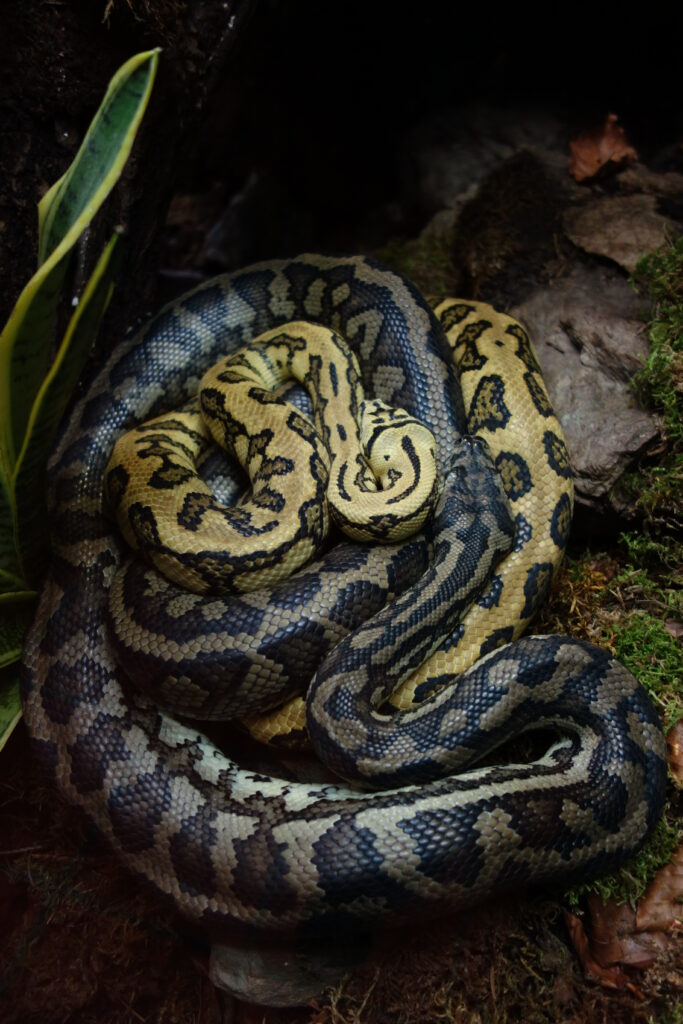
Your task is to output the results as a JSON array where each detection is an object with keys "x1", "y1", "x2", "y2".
[{"x1": 441, "y1": 435, "x2": 514, "y2": 537}]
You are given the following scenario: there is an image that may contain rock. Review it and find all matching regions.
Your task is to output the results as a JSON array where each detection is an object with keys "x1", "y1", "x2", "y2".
[
  {"x1": 450, "y1": 150, "x2": 573, "y2": 308},
  {"x1": 210, "y1": 932, "x2": 369, "y2": 1007},
  {"x1": 200, "y1": 171, "x2": 315, "y2": 271},
  {"x1": 418, "y1": 196, "x2": 476, "y2": 244},
  {"x1": 617, "y1": 163, "x2": 683, "y2": 200},
  {"x1": 512, "y1": 266, "x2": 661, "y2": 505},
  {"x1": 563, "y1": 195, "x2": 679, "y2": 273},
  {"x1": 403, "y1": 105, "x2": 568, "y2": 217}
]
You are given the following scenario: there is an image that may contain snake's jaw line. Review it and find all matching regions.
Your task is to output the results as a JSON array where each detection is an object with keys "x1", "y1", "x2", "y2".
[{"x1": 22, "y1": 255, "x2": 667, "y2": 934}]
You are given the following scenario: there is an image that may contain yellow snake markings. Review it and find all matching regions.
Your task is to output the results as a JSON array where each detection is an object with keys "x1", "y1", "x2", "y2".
[
  {"x1": 248, "y1": 300, "x2": 580, "y2": 740},
  {"x1": 22, "y1": 255, "x2": 667, "y2": 934},
  {"x1": 106, "y1": 321, "x2": 439, "y2": 595}
]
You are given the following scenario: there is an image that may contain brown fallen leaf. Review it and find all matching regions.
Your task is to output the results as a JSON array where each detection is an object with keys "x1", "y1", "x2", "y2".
[
  {"x1": 636, "y1": 844, "x2": 683, "y2": 933},
  {"x1": 665, "y1": 619, "x2": 683, "y2": 642},
  {"x1": 585, "y1": 894, "x2": 669, "y2": 970},
  {"x1": 667, "y1": 722, "x2": 683, "y2": 786},
  {"x1": 568, "y1": 113, "x2": 638, "y2": 182},
  {"x1": 564, "y1": 910, "x2": 645, "y2": 996},
  {"x1": 567, "y1": 845, "x2": 683, "y2": 991}
]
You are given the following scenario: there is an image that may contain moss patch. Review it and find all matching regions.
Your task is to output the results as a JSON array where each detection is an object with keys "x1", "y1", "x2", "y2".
[
  {"x1": 375, "y1": 229, "x2": 458, "y2": 301},
  {"x1": 632, "y1": 238, "x2": 683, "y2": 445},
  {"x1": 616, "y1": 238, "x2": 683, "y2": 530},
  {"x1": 613, "y1": 610, "x2": 682, "y2": 729}
]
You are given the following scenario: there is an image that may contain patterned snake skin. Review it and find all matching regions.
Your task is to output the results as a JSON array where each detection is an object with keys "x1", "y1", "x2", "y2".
[{"x1": 21, "y1": 255, "x2": 667, "y2": 934}]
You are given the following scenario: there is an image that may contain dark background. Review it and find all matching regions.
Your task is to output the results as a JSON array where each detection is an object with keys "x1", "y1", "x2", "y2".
[{"x1": 1, "y1": 1, "x2": 681, "y2": 338}]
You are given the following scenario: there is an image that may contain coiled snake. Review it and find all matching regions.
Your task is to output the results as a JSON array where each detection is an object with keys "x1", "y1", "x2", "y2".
[{"x1": 21, "y1": 254, "x2": 667, "y2": 934}]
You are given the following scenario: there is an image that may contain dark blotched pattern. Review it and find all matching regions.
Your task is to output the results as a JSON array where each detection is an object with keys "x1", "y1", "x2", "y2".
[{"x1": 20, "y1": 256, "x2": 667, "y2": 935}]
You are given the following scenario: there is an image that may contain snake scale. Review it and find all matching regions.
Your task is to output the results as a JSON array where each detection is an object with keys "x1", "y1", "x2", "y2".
[{"x1": 21, "y1": 254, "x2": 667, "y2": 935}]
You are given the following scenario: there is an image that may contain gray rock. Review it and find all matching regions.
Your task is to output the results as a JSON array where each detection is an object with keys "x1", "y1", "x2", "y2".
[
  {"x1": 404, "y1": 105, "x2": 569, "y2": 216},
  {"x1": 563, "y1": 195, "x2": 679, "y2": 273},
  {"x1": 512, "y1": 267, "x2": 661, "y2": 504},
  {"x1": 617, "y1": 163, "x2": 683, "y2": 199},
  {"x1": 210, "y1": 933, "x2": 368, "y2": 1007}
]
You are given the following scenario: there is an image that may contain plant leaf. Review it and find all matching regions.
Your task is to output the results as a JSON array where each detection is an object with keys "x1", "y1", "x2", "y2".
[
  {"x1": 0, "y1": 48, "x2": 159, "y2": 471},
  {"x1": 38, "y1": 49, "x2": 159, "y2": 265},
  {"x1": 568, "y1": 113, "x2": 638, "y2": 183},
  {"x1": 0, "y1": 594, "x2": 37, "y2": 749},
  {"x1": 0, "y1": 568, "x2": 28, "y2": 594},
  {"x1": 0, "y1": 664, "x2": 22, "y2": 754},
  {"x1": 13, "y1": 231, "x2": 123, "y2": 584},
  {"x1": 0, "y1": 592, "x2": 36, "y2": 670},
  {"x1": 0, "y1": 259, "x2": 70, "y2": 471},
  {"x1": 0, "y1": 466, "x2": 20, "y2": 578},
  {"x1": 0, "y1": 655, "x2": 24, "y2": 753}
]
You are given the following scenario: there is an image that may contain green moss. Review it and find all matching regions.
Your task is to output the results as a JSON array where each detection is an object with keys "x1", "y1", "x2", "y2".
[
  {"x1": 612, "y1": 611, "x2": 682, "y2": 729},
  {"x1": 620, "y1": 238, "x2": 683, "y2": 528},
  {"x1": 565, "y1": 812, "x2": 682, "y2": 909},
  {"x1": 375, "y1": 229, "x2": 457, "y2": 300},
  {"x1": 617, "y1": 456, "x2": 683, "y2": 531},
  {"x1": 618, "y1": 527, "x2": 683, "y2": 576},
  {"x1": 653, "y1": 1003, "x2": 683, "y2": 1024},
  {"x1": 632, "y1": 238, "x2": 683, "y2": 423},
  {"x1": 613, "y1": 549, "x2": 683, "y2": 608}
]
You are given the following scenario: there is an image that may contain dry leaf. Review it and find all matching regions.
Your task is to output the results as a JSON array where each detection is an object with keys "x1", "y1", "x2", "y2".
[
  {"x1": 667, "y1": 722, "x2": 683, "y2": 786},
  {"x1": 636, "y1": 845, "x2": 683, "y2": 933},
  {"x1": 585, "y1": 894, "x2": 668, "y2": 970},
  {"x1": 568, "y1": 113, "x2": 638, "y2": 182},
  {"x1": 665, "y1": 619, "x2": 683, "y2": 641},
  {"x1": 567, "y1": 846, "x2": 683, "y2": 991},
  {"x1": 564, "y1": 910, "x2": 644, "y2": 995}
]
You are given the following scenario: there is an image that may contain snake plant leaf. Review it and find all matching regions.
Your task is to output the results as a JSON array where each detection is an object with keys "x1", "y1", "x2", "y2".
[
  {"x1": 0, "y1": 664, "x2": 22, "y2": 753},
  {"x1": 0, "y1": 592, "x2": 36, "y2": 669},
  {"x1": 0, "y1": 470, "x2": 19, "y2": 578},
  {"x1": 0, "y1": 593, "x2": 36, "y2": 749},
  {"x1": 13, "y1": 230, "x2": 123, "y2": 585},
  {"x1": 0, "y1": 258, "x2": 70, "y2": 473},
  {"x1": 0, "y1": 48, "x2": 159, "y2": 472},
  {"x1": 38, "y1": 49, "x2": 159, "y2": 266},
  {"x1": 0, "y1": 568, "x2": 30, "y2": 595}
]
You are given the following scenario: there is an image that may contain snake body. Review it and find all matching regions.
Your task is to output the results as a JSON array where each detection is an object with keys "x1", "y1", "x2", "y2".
[
  {"x1": 105, "y1": 323, "x2": 439, "y2": 596},
  {"x1": 21, "y1": 254, "x2": 667, "y2": 934}
]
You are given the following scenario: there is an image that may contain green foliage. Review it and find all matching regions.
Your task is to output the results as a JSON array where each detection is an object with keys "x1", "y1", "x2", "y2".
[
  {"x1": 0, "y1": 50, "x2": 159, "y2": 750},
  {"x1": 0, "y1": 663, "x2": 21, "y2": 753},
  {"x1": 13, "y1": 231, "x2": 124, "y2": 583},
  {"x1": 375, "y1": 229, "x2": 457, "y2": 300},
  {"x1": 620, "y1": 238, "x2": 683, "y2": 529},
  {"x1": 617, "y1": 458, "x2": 682, "y2": 532},
  {"x1": 613, "y1": 548, "x2": 683, "y2": 605},
  {"x1": 612, "y1": 611, "x2": 682, "y2": 729}
]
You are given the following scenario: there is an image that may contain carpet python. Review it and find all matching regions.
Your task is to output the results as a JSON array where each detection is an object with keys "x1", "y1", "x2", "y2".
[
  {"x1": 105, "y1": 322, "x2": 440, "y2": 596},
  {"x1": 21, "y1": 254, "x2": 667, "y2": 934}
]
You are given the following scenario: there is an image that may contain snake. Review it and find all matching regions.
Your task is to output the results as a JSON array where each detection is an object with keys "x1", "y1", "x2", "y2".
[
  {"x1": 21, "y1": 254, "x2": 667, "y2": 935},
  {"x1": 104, "y1": 321, "x2": 440, "y2": 596}
]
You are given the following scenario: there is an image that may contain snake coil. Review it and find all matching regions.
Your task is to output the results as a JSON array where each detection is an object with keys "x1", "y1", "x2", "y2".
[{"x1": 21, "y1": 255, "x2": 667, "y2": 934}]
